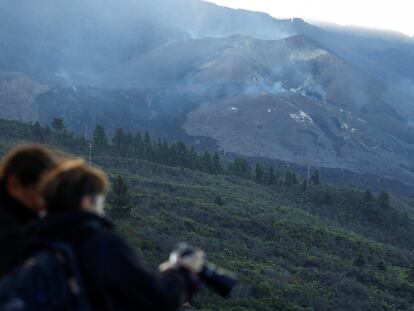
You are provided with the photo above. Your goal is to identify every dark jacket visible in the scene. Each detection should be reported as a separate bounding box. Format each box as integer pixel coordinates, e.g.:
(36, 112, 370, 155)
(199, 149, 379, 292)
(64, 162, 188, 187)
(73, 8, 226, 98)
(24, 210, 198, 311)
(0, 183, 37, 277)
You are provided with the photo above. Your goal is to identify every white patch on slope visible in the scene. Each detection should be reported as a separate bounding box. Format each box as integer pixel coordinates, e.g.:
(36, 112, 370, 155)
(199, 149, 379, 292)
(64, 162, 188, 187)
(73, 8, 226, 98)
(341, 122, 349, 130)
(289, 74, 327, 102)
(356, 117, 367, 124)
(290, 111, 313, 125)
(289, 49, 328, 61)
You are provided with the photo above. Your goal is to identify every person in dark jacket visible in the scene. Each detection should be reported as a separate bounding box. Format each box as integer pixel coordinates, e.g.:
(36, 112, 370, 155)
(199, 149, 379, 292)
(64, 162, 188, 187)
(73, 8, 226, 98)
(0, 145, 57, 277)
(25, 160, 203, 311)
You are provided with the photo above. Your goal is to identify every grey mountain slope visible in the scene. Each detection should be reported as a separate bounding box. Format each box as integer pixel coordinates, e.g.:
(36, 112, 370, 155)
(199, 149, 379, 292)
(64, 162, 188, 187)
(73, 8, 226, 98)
(0, 72, 48, 122)
(2, 0, 414, 102)
(110, 34, 407, 118)
(1, 0, 414, 86)
(0, 0, 296, 84)
(184, 93, 414, 184)
(0, 0, 414, 184)
(33, 34, 414, 184)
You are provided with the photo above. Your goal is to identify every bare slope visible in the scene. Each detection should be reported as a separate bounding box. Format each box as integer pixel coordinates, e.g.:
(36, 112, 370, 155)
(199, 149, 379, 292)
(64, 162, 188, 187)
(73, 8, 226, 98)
(0, 72, 48, 121)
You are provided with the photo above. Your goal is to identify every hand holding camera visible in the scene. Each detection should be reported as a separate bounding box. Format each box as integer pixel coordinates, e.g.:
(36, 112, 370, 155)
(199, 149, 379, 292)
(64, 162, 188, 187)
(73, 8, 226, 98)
(160, 243, 237, 297)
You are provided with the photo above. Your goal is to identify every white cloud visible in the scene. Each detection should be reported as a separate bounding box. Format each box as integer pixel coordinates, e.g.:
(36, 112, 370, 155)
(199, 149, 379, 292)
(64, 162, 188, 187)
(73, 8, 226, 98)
(206, 0, 414, 37)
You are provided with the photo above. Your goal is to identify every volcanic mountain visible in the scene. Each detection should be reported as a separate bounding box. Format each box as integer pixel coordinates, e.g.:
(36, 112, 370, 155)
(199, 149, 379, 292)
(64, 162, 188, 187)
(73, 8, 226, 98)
(0, 0, 414, 185)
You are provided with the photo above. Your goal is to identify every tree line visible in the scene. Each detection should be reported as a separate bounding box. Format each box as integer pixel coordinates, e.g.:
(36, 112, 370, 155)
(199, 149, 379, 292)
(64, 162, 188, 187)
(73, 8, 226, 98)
(92, 123, 325, 186)
(27, 118, 321, 187)
(30, 118, 391, 209)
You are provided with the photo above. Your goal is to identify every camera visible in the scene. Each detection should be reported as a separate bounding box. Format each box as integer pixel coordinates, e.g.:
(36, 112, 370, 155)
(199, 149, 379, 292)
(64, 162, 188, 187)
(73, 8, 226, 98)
(173, 243, 237, 297)
(198, 261, 238, 297)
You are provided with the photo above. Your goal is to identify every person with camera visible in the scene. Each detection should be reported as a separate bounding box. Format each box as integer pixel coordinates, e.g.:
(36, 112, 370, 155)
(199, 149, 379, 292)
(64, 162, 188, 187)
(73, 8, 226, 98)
(23, 160, 204, 311)
(0, 145, 57, 277)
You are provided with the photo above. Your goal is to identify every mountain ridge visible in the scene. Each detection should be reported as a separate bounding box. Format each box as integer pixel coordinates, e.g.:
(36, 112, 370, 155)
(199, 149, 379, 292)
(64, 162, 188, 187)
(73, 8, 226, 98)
(0, 0, 414, 187)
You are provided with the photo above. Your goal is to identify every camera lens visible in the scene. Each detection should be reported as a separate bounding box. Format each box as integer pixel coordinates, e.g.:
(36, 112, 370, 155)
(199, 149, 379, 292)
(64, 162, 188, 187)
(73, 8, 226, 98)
(199, 262, 237, 297)
(172, 243, 237, 297)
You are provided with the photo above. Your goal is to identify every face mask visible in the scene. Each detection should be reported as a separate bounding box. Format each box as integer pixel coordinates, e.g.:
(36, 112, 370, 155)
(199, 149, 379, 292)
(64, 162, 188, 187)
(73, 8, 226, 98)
(91, 194, 106, 215)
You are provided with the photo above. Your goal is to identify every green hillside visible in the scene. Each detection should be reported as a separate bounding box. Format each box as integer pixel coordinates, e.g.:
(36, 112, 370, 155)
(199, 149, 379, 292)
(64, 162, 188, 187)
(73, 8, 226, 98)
(0, 118, 413, 310)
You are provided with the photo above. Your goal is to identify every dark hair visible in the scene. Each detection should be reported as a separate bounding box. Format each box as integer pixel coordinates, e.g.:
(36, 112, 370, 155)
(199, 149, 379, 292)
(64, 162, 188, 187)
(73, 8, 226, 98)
(41, 160, 109, 213)
(0, 145, 58, 187)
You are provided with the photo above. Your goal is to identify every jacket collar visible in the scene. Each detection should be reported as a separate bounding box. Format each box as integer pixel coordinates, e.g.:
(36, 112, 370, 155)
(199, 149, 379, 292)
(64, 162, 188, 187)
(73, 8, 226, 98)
(0, 182, 37, 224)
(24, 210, 114, 258)
(27, 209, 113, 238)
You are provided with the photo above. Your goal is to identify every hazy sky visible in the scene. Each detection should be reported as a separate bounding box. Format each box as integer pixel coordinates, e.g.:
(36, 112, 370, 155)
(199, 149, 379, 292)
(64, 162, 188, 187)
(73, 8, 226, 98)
(206, 0, 414, 37)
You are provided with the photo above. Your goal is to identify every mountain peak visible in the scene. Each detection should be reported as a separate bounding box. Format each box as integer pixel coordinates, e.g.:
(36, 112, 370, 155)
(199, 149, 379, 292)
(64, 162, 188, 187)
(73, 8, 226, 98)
(282, 34, 323, 49)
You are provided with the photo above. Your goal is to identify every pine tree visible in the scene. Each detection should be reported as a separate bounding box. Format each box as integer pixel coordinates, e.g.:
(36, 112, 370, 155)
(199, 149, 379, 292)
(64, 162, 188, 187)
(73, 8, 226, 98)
(93, 124, 108, 149)
(188, 147, 201, 170)
(267, 166, 276, 185)
(291, 172, 299, 185)
(212, 152, 223, 174)
(161, 140, 172, 166)
(201, 151, 214, 173)
(32, 122, 44, 141)
(45, 125, 53, 136)
(284, 171, 296, 186)
(153, 138, 163, 163)
(124, 132, 133, 152)
(168, 143, 178, 166)
(130, 132, 144, 158)
(363, 189, 374, 203)
(175, 141, 189, 167)
(112, 128, 125, 150)
(301, 179, 308, 191)
(310, 170, 321, 185)
(51, 118, 65, 133)
(143, 131, 153, 160)
(110, 175, 131, 218)
(243, 160, 252, 179)
(255, 164, 265, 182)
(378, 191, 391, 209)
(283, 171, 290, 186)
(112, 175, 128, 197)
(229, 158, 251, 179)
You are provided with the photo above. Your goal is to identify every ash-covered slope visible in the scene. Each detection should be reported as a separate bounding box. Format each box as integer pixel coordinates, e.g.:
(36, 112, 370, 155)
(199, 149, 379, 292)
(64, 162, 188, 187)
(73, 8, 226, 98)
(0, 72, 48, 121)
(116, 34, 381, 110)
(2, 0, 414, 94)
(184, 93, 414, 184)
(170, 35, 414, 183)
(31, 34, 414, 183)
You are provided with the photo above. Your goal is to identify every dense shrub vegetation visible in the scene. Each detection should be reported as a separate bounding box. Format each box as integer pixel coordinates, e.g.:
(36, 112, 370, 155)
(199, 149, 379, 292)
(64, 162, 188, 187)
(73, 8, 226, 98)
(0, 118, 413, 310)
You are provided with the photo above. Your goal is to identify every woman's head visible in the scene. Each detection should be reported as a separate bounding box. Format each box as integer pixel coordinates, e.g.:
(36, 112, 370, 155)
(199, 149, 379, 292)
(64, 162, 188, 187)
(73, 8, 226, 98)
(0, 145, 58, 211)
(40, 160, 109, 215)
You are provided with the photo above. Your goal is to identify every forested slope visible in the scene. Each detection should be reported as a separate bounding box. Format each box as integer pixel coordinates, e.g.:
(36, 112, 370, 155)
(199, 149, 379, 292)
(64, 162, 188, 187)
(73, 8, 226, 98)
(0, 118, 413, 310)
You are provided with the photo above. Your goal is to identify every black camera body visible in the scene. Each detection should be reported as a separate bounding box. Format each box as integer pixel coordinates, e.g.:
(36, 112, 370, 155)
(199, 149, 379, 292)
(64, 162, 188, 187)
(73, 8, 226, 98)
(174, 243, 237, 297)
(199, 261, 238, 297)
